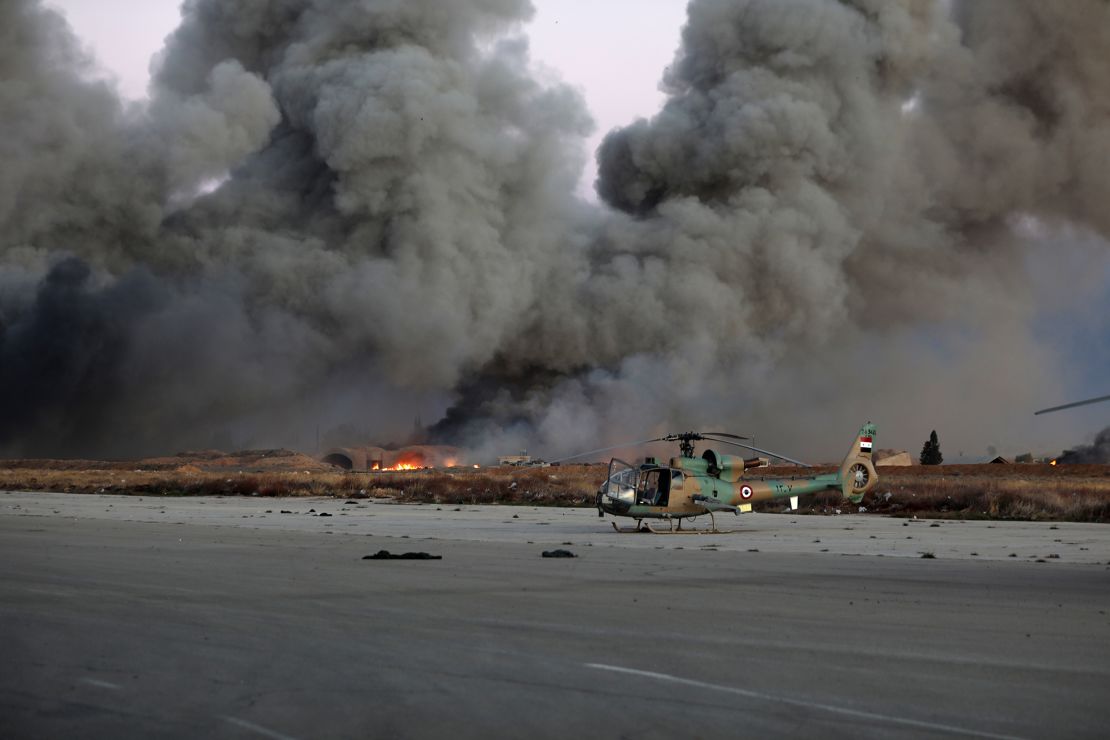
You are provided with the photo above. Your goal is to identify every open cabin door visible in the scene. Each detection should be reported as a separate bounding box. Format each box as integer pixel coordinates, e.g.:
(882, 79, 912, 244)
(600, 459, 638, 513)
(637, 468, 671, 506)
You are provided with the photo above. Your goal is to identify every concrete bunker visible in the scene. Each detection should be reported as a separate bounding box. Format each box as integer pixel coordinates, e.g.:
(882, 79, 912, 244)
(322, 452, 355, 470)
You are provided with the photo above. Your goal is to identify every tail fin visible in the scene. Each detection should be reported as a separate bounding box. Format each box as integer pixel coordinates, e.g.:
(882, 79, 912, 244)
(838, 422, 878, 504)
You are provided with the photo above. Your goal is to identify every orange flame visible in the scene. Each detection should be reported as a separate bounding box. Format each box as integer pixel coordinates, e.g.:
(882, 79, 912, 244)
(358, 449, 470, 471)
(377, 452, 426, 471)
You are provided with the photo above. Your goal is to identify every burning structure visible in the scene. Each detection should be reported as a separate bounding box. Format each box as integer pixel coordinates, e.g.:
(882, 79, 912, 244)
(322, 445, 463, 471)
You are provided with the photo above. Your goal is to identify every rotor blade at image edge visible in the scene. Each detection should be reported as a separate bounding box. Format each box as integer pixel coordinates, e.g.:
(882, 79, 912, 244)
(701, 435, 811, 467)
(548, 439, 667, 464)
(700, 432, 749, 440)
(1033, 394, 1110, 415)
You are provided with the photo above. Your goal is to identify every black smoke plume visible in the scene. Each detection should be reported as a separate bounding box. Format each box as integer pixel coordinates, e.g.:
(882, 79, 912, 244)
(1058, 428, 1110, 465)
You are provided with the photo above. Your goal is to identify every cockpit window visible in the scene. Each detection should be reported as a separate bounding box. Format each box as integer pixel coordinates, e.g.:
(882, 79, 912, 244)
(602, 459, 637, 505)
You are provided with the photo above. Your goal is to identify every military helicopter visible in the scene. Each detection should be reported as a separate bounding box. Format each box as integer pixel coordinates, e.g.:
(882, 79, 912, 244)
(556, 423, 879, 533)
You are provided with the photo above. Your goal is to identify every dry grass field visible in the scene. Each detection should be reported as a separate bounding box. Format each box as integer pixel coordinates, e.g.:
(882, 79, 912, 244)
(0, 450, 602, 507)
(2, 451, 1109, 521)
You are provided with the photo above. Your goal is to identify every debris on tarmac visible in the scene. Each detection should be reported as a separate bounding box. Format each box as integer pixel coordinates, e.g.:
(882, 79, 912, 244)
(362, 550, 442, 560)
(542, 549, 576, 558)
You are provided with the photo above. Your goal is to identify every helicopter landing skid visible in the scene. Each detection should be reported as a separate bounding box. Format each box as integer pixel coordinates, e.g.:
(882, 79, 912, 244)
(611, 512, 734, 535)
(611, 520, 652, 534)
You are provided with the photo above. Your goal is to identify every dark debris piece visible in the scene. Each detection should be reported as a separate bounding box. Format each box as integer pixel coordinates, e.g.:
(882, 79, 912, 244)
(318, 512, 332, 517)
(362, 550, 442, 560)
(542, 549, 576, 558)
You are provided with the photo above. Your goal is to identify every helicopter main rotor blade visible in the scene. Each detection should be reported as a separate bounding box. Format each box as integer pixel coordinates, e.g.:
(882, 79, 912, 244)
(1033, 394, 1110, 415)
(548, 438, 667, 464)
(701, 435, 811, 467)
(659, 432, 748, 441)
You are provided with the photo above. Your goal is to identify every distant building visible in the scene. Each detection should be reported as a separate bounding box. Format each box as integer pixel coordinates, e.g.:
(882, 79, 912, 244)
(989, 456, 1011, 464)
(498, 452, 532, 466)
(874, 449, 913, 467)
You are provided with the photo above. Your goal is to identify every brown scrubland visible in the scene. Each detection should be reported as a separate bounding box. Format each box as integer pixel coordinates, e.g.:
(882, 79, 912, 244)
(1, 451, 1108, 522)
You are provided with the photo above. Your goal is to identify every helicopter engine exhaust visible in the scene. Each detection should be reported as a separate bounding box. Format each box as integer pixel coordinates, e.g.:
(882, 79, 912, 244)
(700, 451, 775, 480)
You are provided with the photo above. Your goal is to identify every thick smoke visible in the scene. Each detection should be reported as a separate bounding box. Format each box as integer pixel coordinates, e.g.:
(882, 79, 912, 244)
(444, 0, 1110, 460)
(1058, 427, 1110, 465)
(1, 0, 590, 456)
(1, 0, 1107, 460)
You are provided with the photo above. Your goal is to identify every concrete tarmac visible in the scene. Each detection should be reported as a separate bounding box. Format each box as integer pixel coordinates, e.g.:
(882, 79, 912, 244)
(2, 491, 1109, 739)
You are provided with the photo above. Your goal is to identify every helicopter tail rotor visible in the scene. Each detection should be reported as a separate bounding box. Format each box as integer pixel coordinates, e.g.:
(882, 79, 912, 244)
(838, 422, 879, 503)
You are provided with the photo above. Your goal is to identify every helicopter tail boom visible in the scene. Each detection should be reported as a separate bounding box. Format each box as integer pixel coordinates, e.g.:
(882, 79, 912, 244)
(836, 422, 878, 504)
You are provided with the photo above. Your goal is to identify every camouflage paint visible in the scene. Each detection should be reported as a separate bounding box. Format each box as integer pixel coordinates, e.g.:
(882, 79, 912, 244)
(597, 423, 878, 521)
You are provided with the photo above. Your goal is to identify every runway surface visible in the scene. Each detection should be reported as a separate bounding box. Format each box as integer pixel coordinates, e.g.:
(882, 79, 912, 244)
(2, 491, 1109, 739)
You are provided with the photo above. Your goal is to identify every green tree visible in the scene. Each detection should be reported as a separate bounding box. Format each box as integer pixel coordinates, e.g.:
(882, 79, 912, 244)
(920, 430, 943, 465)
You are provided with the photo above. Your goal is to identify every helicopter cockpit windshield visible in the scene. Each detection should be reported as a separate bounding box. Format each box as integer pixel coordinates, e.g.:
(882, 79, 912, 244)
(600, 459, 674, 512)
(601, 459, 638, 511)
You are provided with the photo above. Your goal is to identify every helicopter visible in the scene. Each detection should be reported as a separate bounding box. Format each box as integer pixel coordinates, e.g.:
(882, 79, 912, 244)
(557, 423, 879, 533)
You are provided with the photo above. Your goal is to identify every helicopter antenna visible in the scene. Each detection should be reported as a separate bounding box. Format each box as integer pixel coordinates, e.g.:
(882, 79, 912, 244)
(700, 434, 811, 467)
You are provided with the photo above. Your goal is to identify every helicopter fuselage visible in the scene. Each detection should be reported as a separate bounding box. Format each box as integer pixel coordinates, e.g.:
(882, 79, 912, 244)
(595, 456, 840, 519)
(595, 423, 878, 525)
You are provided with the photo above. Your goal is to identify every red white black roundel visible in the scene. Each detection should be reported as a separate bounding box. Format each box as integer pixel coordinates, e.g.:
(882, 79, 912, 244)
(741, 485, 753, 499)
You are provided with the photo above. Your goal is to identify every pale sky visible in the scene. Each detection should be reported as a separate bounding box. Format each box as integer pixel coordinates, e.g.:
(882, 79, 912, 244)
(46, 0, 690, 197)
